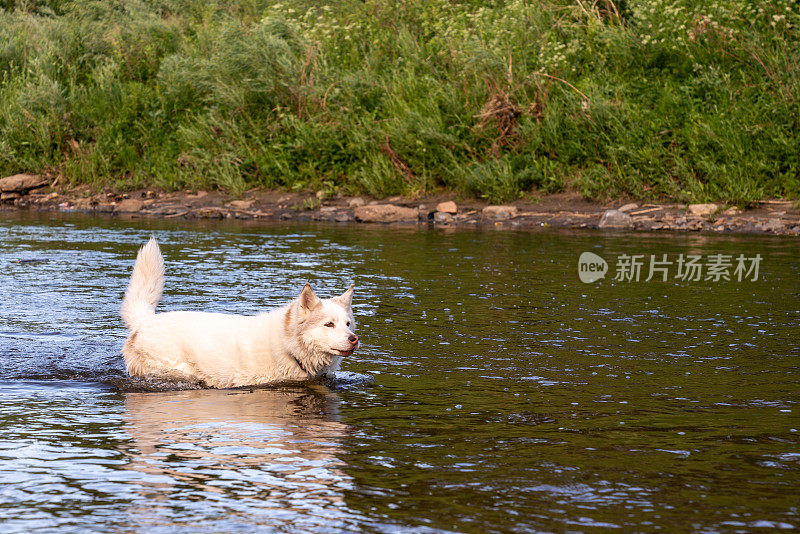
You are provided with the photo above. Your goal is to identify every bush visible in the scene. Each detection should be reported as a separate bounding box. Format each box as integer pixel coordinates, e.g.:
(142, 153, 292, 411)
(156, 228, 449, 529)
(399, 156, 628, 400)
(0, 0, 797, 203)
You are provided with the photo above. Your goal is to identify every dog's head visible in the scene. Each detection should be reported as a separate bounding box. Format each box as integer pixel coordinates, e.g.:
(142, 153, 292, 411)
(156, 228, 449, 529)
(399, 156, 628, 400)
(294, 283, 358, 359)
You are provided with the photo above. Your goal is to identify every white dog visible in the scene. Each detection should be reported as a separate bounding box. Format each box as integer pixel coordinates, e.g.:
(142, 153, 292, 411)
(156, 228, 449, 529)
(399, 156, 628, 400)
(120, 238, 358, 388)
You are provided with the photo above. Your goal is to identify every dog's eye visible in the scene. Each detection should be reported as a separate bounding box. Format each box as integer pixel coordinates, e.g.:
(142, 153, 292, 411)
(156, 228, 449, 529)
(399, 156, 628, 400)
(324, 322, 334, 328)
(346, 321, 351, 327)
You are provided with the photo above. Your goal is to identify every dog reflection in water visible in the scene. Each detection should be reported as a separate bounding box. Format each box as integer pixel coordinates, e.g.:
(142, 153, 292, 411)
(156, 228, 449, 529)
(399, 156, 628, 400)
(121, 386, 355, 527)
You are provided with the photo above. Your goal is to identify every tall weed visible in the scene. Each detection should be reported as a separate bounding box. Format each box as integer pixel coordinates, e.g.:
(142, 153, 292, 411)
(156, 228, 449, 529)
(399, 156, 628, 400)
(0, 0, 797, 202)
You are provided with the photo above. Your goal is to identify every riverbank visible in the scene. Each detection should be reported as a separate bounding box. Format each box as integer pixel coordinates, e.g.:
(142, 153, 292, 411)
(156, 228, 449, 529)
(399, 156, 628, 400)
(2, 175, 798, 235)
(1, 1, 798, 204)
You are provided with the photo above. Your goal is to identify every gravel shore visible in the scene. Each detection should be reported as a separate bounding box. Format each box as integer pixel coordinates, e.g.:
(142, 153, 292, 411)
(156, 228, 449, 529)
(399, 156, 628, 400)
(1, 175, 798, 236)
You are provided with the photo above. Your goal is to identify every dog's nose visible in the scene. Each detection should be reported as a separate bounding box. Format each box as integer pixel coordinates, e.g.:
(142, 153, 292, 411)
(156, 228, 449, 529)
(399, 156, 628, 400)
(348, 334, 358, 345)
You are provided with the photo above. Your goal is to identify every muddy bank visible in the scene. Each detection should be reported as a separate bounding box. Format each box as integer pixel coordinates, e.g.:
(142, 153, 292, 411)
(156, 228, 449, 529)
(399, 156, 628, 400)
(1, 175, 798, 236)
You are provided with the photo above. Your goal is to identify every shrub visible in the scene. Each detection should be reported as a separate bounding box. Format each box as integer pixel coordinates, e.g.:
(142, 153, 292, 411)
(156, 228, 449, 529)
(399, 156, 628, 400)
(0, 0, 797, 203)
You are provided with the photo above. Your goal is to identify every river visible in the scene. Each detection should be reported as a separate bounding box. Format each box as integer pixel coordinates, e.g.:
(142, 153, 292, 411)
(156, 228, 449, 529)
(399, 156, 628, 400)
(1, 213, 798, 532)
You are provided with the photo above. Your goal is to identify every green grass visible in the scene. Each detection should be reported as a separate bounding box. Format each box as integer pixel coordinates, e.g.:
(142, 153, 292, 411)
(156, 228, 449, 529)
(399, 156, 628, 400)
(1, 0, 798, 204)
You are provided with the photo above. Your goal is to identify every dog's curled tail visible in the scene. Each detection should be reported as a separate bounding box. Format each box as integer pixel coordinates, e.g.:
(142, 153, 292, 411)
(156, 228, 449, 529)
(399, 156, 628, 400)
(121, 237, 164, 330)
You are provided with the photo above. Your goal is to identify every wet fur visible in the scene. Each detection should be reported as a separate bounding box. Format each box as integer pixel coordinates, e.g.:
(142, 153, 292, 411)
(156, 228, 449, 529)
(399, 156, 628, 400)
(120, 238, 357, 388)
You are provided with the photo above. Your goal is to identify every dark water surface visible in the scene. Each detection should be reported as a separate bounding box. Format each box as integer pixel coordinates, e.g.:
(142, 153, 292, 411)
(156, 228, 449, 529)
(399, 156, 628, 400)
(0, 213, 798, 533)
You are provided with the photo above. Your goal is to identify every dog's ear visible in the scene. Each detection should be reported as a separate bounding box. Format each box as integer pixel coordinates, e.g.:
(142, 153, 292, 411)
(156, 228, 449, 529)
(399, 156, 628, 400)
(298, 283, 322, 317)
(331, 284, 354, 308)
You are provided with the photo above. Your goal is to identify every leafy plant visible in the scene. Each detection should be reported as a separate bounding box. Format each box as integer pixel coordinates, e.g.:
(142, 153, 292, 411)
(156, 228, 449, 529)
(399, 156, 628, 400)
(0, 0, 797, 203)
